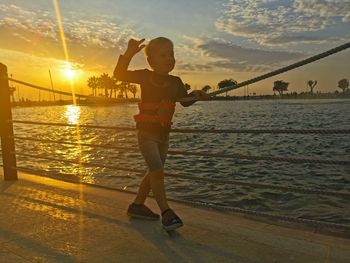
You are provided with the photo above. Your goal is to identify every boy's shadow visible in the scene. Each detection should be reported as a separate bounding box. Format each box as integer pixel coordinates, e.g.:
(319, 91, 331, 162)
(129, 219, 251, 263)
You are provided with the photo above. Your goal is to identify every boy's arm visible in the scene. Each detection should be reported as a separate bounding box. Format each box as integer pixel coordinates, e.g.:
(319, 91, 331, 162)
(113, 39, 146, 84)
(180, 91, 210, 106)
(176, 78, 210, 107)
(174, 78, 195, 107)
(179, 91, 196, 107)
(113, 55, 144, 84)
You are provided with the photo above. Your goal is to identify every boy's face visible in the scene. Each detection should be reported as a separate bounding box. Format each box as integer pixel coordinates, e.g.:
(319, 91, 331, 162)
(148, 43, 175, 75)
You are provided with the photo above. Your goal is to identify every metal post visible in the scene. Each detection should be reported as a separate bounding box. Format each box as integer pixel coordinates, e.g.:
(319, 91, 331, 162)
(0, 63, 18, 180)
(49, 70, 56, 101)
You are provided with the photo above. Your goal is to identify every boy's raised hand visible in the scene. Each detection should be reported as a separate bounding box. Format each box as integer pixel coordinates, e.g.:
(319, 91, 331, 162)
(124, 38, 146, 58)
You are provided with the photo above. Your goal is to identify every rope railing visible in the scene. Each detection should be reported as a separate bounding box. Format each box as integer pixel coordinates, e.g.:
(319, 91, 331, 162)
(11, 120, 350, 134)
(13, 136, 350, 166)
(13, 152, 350, 198)
(12, 120, 134, 131)
(8, 77, 90, 98)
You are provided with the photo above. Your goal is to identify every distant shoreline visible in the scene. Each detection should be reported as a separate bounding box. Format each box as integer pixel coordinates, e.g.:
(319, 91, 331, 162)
(11, 98, 140, 107)
(10, 94, 350, 107)
(210, 93, 350, 101)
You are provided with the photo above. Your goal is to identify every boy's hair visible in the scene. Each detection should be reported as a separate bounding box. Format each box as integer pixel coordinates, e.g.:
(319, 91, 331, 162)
(144, 37, 173, 58)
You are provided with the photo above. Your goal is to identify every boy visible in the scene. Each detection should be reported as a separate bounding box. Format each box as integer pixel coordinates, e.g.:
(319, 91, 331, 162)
(114, 37, 208, 231)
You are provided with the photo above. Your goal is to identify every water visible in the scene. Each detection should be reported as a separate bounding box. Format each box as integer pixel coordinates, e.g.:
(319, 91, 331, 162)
(7, 99, 350, 225)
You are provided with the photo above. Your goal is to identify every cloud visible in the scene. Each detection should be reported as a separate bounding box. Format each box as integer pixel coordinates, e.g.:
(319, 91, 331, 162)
(177, 38, 304, 73)
(216, 0, 350, 45)
(293, 0, 350, 19)
(263, 35, 345, 45)
(61, 15, 135, 49)
(0, 4, 58, 40)
(177, 63, 213, 72)
(0, 4, 136, 49)
(0, 3, 137, 71)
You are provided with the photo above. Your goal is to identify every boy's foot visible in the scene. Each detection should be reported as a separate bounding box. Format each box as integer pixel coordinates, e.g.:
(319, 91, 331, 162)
(127, 203, 160, 220)
(161, 209, 183, 231)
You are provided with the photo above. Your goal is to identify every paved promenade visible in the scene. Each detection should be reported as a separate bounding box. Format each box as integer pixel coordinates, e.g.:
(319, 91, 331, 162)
(0, 172, 349, 263)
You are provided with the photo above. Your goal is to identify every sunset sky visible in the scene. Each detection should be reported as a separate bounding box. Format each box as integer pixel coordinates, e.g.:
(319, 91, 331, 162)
(0, 0, 349, 99)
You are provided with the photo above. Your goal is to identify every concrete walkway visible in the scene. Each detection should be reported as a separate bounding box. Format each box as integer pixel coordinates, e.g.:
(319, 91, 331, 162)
(0, 172, 349, 263)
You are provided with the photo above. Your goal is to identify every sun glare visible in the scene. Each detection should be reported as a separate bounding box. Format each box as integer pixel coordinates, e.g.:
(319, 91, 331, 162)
(64, 64, 76, 80)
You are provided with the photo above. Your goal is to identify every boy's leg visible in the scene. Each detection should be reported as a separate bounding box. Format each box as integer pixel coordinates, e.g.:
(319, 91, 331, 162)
(133, 169, 169, 213)
(135, 132, 169, 208)
(148, 168, 169, 213)
(133, 172, 151, 205)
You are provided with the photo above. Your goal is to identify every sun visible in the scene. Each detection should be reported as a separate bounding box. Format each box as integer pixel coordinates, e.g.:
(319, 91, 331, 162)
(65, 68, 75, 80)
(63, 63, 76, 80)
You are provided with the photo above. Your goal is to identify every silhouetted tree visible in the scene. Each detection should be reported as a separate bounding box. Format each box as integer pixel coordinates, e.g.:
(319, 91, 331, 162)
(218, 78, 237, 97)
(273, 80, 289, 96)
(338, 79, 349, 93)
(108, 78, 119, 98)
(307, 80, 317, 95)
(128, 84, 138, 98)
(201, 85, 211, 93)
(117, 81, 129, 99)
(99, 73, 114, 98)
(87, 76, 99, 96)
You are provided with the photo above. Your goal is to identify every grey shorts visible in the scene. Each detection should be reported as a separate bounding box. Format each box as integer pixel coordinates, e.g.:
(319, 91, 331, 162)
(137, 130, 169, 172)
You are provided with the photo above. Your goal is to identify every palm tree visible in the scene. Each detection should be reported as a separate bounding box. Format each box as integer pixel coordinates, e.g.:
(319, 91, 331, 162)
(218, 78, 237, 97)
(124, 82, 130, 99)
(99, 73, 114, 98)
(109, 78, 119, 98)
(307, 80, 317, 95)
(117, 81, 130, 99)
(273, 80, 289, 96)
(87, 76, 99, 96)
(338, 79, 349, 93)
(128, 84, 138, 98)
(115, 82, 126, 99)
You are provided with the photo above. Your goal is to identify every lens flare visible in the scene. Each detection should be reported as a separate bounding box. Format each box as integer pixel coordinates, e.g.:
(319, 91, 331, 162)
(64, 64, 76, 80)
(52, 2, 85, 251)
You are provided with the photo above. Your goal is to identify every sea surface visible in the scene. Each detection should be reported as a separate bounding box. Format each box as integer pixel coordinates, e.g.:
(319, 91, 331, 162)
(5, 99, 350, 225)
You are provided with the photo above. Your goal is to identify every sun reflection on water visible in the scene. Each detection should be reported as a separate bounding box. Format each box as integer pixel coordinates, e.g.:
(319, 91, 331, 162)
(65, 105, 81, 124)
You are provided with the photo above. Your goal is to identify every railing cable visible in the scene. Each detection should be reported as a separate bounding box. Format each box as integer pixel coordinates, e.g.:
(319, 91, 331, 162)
(13, 136, 350, 166)
(13, 152, 350, 198)
(12, 120, 350, 135)
(12, 120, 134, 131)
(8, 77, 89, 98)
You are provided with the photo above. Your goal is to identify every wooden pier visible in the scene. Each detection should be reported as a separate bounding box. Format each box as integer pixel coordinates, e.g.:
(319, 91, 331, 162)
(0, 171, 349, 263)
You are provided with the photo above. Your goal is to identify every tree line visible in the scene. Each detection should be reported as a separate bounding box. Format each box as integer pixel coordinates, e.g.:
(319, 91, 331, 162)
(87, 73, 138, 99)
(199, 78, 350, 96)
(86, 74, 349, 98)
(272, 78, 349, 96)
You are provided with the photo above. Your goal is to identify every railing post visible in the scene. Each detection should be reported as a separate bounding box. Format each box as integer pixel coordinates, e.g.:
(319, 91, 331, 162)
(0, 63, 18, 180)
